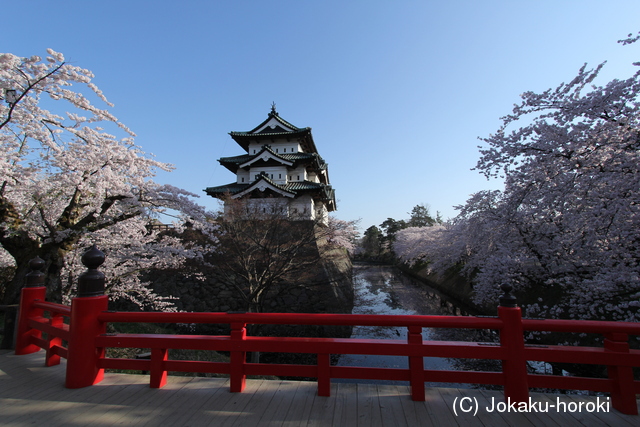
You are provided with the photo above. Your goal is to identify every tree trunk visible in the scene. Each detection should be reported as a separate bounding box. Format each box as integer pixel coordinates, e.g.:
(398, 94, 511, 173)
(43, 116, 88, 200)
(1, 235, 40, 305)
(1, 235, 74, 305)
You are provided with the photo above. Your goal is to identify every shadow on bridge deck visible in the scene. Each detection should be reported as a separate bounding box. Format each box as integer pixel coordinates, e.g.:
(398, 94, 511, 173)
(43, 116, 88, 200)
(0, 350, 637, 426)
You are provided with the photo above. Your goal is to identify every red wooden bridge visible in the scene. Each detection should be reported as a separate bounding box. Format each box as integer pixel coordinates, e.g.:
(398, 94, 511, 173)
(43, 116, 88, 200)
(7, 246, 640, 424)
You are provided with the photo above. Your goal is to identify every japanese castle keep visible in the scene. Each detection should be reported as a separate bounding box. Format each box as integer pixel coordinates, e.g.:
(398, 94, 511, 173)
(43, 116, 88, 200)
(205, 106, 336, 223)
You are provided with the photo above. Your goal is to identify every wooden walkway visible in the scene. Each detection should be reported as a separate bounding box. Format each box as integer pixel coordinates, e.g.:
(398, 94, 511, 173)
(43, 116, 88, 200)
(1, 351, 638, 426)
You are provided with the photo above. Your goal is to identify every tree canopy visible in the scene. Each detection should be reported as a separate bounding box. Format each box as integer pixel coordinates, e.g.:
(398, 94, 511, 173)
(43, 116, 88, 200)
(0, 49, 214, 307)
(395, 32, 640, 322)
(407, 204, 437, 228)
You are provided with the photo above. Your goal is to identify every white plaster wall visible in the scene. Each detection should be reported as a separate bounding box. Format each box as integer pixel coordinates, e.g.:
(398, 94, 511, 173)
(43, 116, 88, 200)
(245, 198, 289, 216)
(315, 202, 329, 226)
(247, 141, 302, 155)
(224, 196, 322, 222)
(307, 172, 320, 183)
(288, 166, 307, 182)
(249, 165, 288, 183)
(237, 170, 250, 184)
(248, 142, 262, 155)
(290, 195, 314, 220)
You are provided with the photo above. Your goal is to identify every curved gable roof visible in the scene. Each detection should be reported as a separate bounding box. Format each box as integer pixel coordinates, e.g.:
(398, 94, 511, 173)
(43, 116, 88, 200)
(231, 173, 296, 199)
(239, 145, 294, 169)
(229, 107, 317, 154)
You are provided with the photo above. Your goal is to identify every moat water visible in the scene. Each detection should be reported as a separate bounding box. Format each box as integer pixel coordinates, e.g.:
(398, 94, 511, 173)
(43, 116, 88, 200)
(335, 263, 486, 387)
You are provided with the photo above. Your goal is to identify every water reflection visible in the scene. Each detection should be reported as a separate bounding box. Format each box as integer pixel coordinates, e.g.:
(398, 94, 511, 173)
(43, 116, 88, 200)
(336, 263, 488, 386)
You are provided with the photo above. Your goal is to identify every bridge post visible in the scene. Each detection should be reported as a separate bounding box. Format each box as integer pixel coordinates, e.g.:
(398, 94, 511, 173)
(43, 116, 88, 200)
(498, 284, 529, 405)
(65, 245, 109, 388)
(150, 348, 169, 388)
(14, 257, 46, 355)
(408, 325, 425, 401)
(604, 332, 637, 415)
(230, 322, 247, 392)
(317, 353, 331, 396)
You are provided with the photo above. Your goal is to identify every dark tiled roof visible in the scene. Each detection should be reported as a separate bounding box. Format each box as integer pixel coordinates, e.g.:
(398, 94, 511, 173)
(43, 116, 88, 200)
(205, 177, 331, 198)
(219, 154, 253, 163)
(228, 109, 318, 154)
(218, 145, 327, 174)
(203, 182, 248, 195)
(285, 181, 324, 191)
(246, 110, 301, 134)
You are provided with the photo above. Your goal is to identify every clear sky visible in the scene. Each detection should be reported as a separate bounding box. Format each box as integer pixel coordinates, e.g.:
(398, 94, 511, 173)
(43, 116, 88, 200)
(5, 1, 640, 233)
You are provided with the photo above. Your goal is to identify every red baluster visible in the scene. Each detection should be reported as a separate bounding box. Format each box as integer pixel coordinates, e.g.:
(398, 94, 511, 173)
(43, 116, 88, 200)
(15, 257, 46, 355)
(498, 284, 529, 405)
(65, 246, 109, 388)
(230, 322, 247, 392)
(604, 332, 637, 415)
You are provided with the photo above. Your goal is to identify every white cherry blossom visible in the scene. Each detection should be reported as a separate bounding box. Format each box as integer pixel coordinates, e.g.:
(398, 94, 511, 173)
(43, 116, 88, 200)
(0, 49, 216, 309)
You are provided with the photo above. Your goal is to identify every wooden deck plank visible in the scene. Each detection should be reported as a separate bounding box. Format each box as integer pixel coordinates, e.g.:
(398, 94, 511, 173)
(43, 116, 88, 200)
(397, 385, 438, 426)
(332, 382, 359, 426)
(36, 373, 151, 426)
(185, 378, 263, 427)
(376, 385, 409, 426)
(357, 383, 384, 426)
(464, 388, 534, 427)
(437, 387, 483, 426)
(536, 392, 612, 427)
(0, 353, 70, 399)
(421, 387, 460, 426)
(115, 376, 206, 426)
(208, 377, 266, 427)
(2, 351, 640, 426)
(228, 379, 286, 427)
(563, 393, 637, 427)
(156, 377, 231, 427)
(307, 388, 337, 426)
(257, 380, 303, 426)
(281, 380, 317, 427)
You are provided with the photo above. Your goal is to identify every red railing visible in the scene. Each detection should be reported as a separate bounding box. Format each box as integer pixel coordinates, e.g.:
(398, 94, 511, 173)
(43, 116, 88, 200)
(13, 247, 640, 415)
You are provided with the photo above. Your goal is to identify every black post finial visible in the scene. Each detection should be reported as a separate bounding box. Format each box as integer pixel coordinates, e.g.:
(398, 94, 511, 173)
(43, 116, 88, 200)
(25, 256, 45, 288)
(77, 245, 106, 297)
(499, 283, 517, 308)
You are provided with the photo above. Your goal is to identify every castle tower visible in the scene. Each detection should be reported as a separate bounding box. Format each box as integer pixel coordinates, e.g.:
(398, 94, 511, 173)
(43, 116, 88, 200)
(204, 106, 336, 223)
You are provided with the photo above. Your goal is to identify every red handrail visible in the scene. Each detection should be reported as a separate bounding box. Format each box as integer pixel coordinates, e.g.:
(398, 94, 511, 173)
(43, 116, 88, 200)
(15, 290, 70, 365)
(32, 300, 71, 316)
(97, 310, 504, 328)
(14, 285, 640, 415)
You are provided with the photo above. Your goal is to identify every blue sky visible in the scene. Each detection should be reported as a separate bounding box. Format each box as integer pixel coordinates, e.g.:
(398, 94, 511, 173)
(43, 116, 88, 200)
(5, 1, 640, 232)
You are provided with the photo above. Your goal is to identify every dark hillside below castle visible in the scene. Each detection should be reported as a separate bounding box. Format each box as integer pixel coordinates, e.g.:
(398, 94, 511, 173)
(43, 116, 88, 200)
(146, 222, 354, 338)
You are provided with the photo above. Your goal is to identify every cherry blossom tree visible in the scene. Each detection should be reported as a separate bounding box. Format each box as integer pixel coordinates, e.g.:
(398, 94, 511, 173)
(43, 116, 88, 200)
(0, 49, 215, 308)
(325, 216, 360, 256)
(396, 32, 640, 322)
(393, 224, 447, 271)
